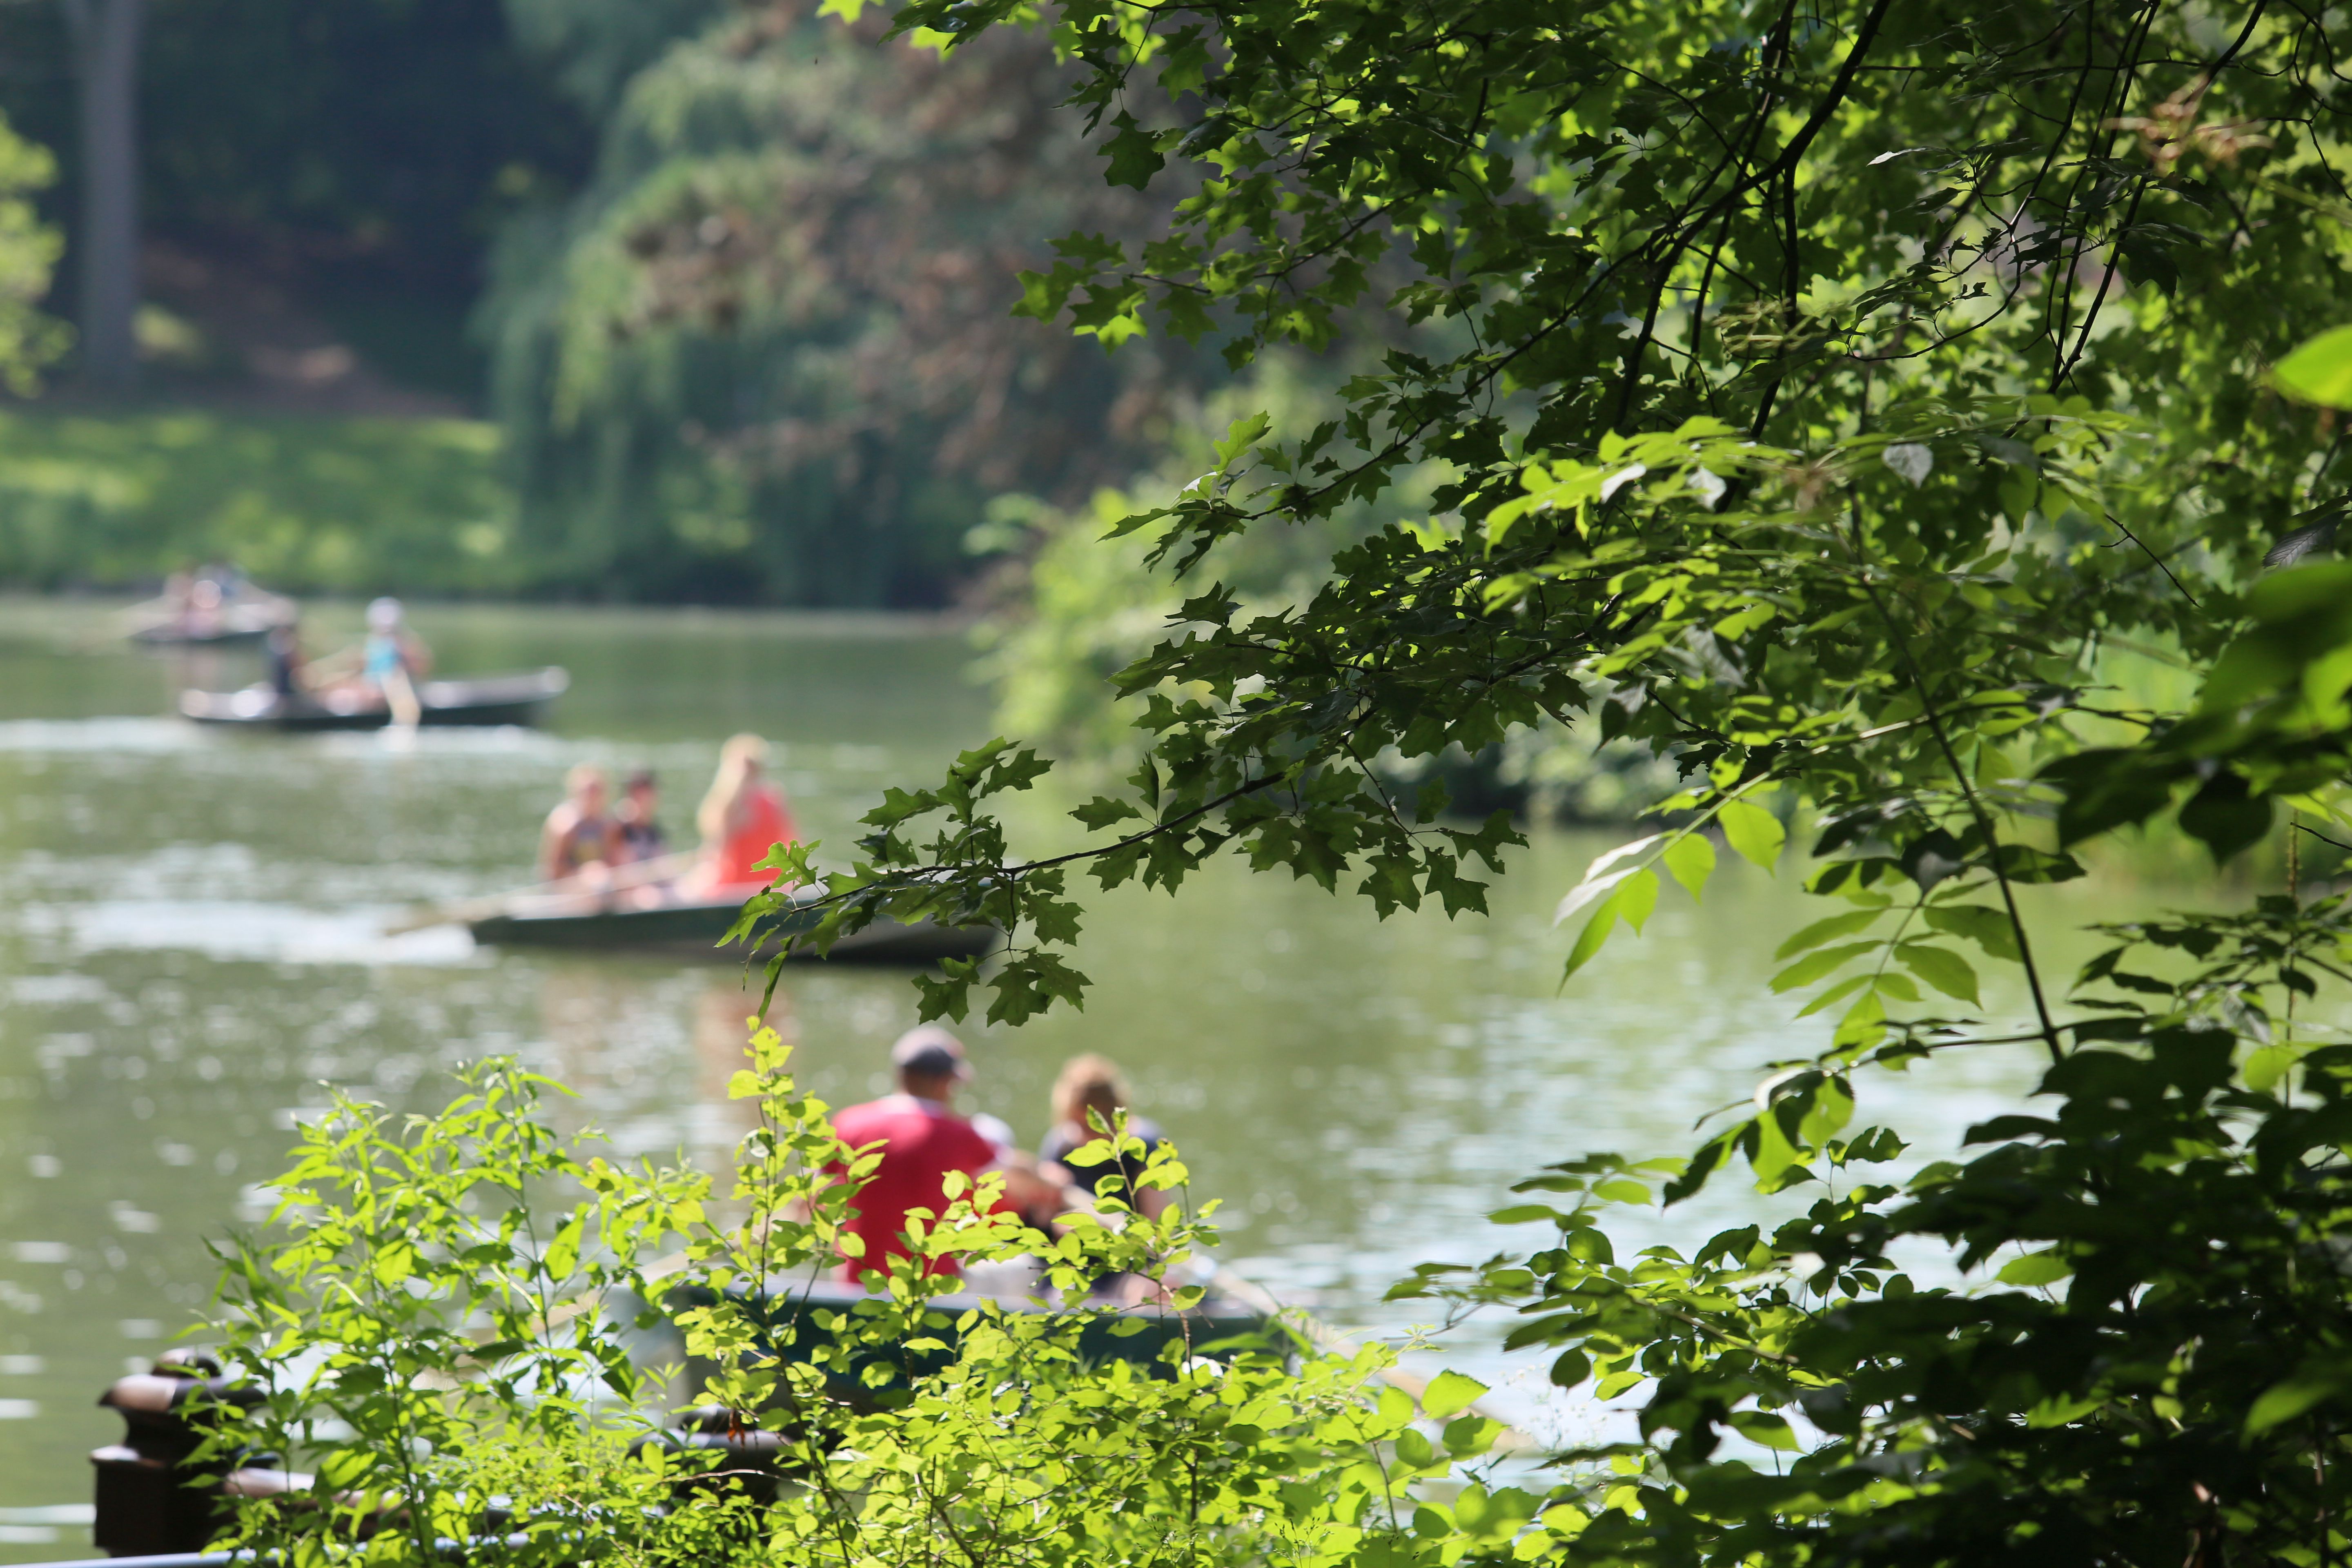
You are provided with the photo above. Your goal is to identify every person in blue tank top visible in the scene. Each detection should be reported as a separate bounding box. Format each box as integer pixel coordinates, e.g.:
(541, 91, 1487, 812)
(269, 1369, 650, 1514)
(359, 597, 430, 728)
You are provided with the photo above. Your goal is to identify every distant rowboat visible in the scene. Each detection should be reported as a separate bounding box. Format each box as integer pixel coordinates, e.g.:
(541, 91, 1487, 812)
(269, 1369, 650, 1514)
(178, 668, 568, 731)
(123, 582, 298, 646)
(128, 601, 288, 646)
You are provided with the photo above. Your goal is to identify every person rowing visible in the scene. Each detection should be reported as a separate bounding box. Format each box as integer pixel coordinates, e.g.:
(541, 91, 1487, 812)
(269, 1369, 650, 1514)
(359, 597, 429, 728)
(307, 597, 433, 725)
(826, 1028, 1074, 1285)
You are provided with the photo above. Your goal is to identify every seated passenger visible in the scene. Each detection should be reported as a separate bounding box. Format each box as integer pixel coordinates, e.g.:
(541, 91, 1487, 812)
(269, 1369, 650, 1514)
(1038, 1054, 1169, 1220)
(681, 733, 798, 899)
(615, 769, 668, 863)
(538, 764, 619, 884)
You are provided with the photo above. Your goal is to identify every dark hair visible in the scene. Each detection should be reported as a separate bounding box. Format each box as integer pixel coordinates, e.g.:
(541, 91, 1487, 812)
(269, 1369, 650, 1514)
(625, 769, 657, 791)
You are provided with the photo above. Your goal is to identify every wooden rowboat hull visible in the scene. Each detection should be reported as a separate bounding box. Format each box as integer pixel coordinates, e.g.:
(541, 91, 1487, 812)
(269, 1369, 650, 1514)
(127, 597, 294, 647)
(130, 624, 273, 648)
(468, 896, 997, 966)
(178, 668, 568, 731)
(647, 1278, 1274, 1407)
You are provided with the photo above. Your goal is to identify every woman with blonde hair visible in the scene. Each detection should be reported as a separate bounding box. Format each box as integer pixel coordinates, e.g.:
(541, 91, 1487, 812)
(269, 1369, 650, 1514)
(1038, 1054, 1168, 1219)
(682, 733, 798, 898)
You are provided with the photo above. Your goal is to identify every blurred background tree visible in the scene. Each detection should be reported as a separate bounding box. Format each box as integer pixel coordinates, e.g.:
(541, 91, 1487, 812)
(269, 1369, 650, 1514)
(0, 0, 1209, 606)
(477, 0, 1198, 604)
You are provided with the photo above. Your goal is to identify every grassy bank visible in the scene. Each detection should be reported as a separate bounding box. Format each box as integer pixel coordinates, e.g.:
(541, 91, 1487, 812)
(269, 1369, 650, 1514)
(0, 410, 522, 593)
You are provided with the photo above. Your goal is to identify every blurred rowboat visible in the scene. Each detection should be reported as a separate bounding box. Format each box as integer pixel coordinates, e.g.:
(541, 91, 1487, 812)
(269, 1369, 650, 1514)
(178, 667, 568, 730)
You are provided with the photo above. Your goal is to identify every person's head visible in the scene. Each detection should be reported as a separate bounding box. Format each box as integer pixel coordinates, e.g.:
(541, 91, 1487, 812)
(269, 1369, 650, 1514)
(623, 769, 658, 818)
(566, 762, 609, 814)
(366, 597, 404, 633)
(697, 733, 770, 842)
(1051, 1054, 1132, 1138)
(891, 1025, 973, 1101)
(190, 578, 223, 611)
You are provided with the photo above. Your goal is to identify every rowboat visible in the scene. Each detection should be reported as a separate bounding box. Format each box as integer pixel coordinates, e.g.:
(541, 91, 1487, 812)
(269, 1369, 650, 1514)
(465, 884, 997, 965)
(647, 1274, 1276, 1408)
(178, 668, 569, 731)
(127, 601, 288, 647)
(124, 586, 297, 647)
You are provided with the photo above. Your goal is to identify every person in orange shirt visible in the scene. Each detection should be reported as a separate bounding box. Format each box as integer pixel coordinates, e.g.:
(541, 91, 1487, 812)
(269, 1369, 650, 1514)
(682, 733, 798, 899)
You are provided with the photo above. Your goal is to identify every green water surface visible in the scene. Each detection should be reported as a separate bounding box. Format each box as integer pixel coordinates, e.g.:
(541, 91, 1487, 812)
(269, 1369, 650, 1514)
(0, 597, 2164, 1549)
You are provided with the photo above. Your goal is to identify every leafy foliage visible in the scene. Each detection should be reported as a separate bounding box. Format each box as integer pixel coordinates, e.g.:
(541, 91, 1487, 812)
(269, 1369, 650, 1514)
(0, 114, 65, 396)
(481, 0, 1207, 605)
(203, 1038, 1525, 1568)
(752, 0, 2347, 1024)
(0, 411, 517, 593)
(702, 0, 2352, 1557)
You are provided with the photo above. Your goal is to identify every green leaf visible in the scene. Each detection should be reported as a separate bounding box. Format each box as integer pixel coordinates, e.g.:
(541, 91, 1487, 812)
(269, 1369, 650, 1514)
(1725, 1410, 1801, 1450)
(1662, 833, 1715, 902)
(1554, 865, 1639, 926)
(1616, 867, 1660, 933)
(1774, 908, 1882, 960)
(2274, 324, 2352, 408)
(2178, 771, 2274, 862)
(2246, 1367, 2352, 1434)
(1896, 942, 1981, 1005)
(1769, 942, 1878, 993)
(1996, 1250, 2071, 1287)
(1719, 800, 1786, 872)
(1921, 904, 2020, 961)
(1561, 890, 1623, 981)
(2245, 1043, 2302, 1095)
(1422, 1369, 1489, 1420)
(1101, 110, 1169, 188)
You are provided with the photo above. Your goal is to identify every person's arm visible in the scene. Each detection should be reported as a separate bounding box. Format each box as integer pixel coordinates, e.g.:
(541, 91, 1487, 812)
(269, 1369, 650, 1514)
(400, 630, 434, 677)
(537, 809, 570, 884)
(305, 645, 361, 683)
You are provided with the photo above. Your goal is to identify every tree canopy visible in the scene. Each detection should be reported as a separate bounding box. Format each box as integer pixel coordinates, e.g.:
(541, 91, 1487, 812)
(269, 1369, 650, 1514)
(479, 0, 1211, 604)
(724, 0, 2352, 1552)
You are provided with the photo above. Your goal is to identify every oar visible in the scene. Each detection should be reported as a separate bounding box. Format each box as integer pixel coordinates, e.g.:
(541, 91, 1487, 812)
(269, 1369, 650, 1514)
(383, 850, 703, 935)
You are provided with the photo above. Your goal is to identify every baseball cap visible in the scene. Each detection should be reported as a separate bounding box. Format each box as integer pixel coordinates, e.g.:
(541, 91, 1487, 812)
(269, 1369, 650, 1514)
(890, 1025, 973, 1082)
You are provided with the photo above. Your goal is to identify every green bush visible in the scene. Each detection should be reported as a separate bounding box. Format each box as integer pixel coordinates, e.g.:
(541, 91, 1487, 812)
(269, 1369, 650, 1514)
(0, 411, 519, 594)
(200, 1031, 1520, 1568)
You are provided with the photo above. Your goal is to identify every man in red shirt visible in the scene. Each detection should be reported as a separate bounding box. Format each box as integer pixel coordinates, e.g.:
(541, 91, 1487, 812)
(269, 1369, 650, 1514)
(827, 1027, 1005, 1283)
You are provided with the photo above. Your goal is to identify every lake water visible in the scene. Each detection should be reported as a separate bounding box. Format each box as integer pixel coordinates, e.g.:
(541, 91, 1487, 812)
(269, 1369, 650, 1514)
(0, 596, 2183, 1550)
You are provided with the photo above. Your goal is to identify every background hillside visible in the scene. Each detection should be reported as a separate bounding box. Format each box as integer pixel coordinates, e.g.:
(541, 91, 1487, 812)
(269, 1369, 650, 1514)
(0, 0, 1203, 605)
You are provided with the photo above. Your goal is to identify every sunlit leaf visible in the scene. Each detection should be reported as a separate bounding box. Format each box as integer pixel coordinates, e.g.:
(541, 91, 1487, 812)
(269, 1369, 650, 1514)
(1720, 800, 1786, 872)
(1422, 1370, 1489, 1420)
(1662, 832, 1716, 902)
(2274, 324, 2352, 408)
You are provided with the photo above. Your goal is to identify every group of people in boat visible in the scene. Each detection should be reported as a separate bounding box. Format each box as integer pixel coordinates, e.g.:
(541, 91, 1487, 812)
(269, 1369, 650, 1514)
(828, 1030, 1169, 1299)
(532, 741, 1169, 1293)
(537, 732, 797, 904)
(130, 562, 295, 643)
(263, 597, 434, 724)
